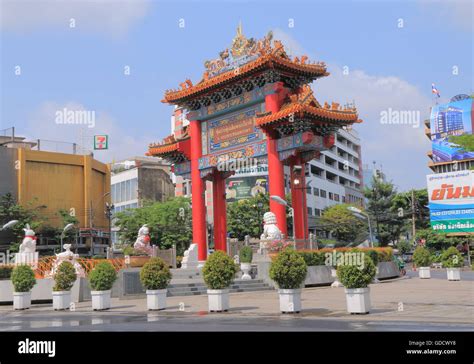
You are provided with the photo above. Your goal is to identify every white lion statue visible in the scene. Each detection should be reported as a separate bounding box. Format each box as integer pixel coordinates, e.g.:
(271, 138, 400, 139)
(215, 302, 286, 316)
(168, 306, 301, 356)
(260, 212, 283, 241)
(133, 224, 153, 255)
(259, 212, 283, 254)
(19, 224, 37, 254)
(50, 244, 86, 278)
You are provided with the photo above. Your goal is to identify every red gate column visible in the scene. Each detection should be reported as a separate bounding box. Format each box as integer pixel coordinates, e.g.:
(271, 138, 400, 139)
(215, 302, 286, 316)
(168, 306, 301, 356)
(265, 82, 288, 237)
(213, 174, 227, 252)
(189, 119, 207, 261)
(290, 157, 308, 240)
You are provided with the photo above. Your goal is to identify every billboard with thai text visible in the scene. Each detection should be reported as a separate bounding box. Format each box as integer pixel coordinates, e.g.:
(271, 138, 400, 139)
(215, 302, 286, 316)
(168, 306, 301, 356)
(427, 170, 474, 233)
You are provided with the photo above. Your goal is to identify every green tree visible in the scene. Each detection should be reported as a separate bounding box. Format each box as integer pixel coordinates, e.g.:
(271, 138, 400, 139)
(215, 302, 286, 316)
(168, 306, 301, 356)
(364, 177, 404, 246)
(113, 197, 192, 256)
(415, 228, 466, 251)
(227, 193, 269, 240)
(0, 193, 46, 248)
(391, 189, 430, 232)
(320, 204, 368, 243)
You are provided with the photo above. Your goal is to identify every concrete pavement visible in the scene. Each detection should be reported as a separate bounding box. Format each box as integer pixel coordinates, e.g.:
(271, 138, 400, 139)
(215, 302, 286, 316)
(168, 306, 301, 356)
(0, 273, 472, 331)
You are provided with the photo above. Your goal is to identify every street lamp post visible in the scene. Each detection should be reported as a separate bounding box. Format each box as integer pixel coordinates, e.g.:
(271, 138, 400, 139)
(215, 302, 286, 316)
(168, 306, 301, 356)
(347, 206, 374, 248)
(0, 220, 19, 231)
(60, 223, 75, 252)
(270, 195, 294, 241)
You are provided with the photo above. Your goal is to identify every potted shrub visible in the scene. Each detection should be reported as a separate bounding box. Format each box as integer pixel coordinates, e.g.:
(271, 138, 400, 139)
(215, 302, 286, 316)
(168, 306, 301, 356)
(413, 246, 432, 279)
(337, 255, 376, 314)
(239, 246, 253, 280)
(269, 248, 307, 313)
(441, 247, 463, 281)
(88, 261, 117, 310)
(140, 257, 172, 310)
(11, 264, 36, 310)
(52, 261, 77, 310)
(202, 251, 237, 312)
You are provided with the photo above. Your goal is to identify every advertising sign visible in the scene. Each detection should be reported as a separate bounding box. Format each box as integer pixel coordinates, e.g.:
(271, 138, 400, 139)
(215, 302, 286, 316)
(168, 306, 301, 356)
(94, 135, 108, 150)
(226, 164, 268, 202)
(430, 98, 474, 162)
(427, 170, 474, 233)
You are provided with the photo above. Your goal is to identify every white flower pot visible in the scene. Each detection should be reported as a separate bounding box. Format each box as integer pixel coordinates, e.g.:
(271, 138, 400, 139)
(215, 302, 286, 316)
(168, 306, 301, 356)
(52, 291, 71, 310)
(418, 266, 431, 279)
(278, 289, 302, 313)
(146, 289, 167, 310)
(207, 289, 229, 312)
(446, 268, 461, 281)
(345, 287, 371, 314)
(240, 263, 252, 280)
(13, 291, 31, 310)
(91, 290, 111, 311)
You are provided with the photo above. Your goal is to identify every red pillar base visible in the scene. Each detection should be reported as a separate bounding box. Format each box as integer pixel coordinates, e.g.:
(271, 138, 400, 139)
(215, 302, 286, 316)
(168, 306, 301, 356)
(213, 173, 227, 252)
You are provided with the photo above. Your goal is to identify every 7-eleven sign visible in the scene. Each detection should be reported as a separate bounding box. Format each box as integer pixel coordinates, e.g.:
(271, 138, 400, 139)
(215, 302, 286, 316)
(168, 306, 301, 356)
(94, 135, 108, 150)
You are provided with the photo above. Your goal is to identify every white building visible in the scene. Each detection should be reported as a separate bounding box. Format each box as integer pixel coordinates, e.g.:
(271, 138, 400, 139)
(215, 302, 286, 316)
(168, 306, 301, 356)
(302, 127, 365, 234)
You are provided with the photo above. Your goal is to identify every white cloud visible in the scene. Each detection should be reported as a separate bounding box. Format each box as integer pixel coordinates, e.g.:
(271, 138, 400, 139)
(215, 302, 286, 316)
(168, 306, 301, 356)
(1, 0, 152, 36)
(418, 0, 473, 33)
(23, 101, 150, 163)
(272, 28, 433, 190)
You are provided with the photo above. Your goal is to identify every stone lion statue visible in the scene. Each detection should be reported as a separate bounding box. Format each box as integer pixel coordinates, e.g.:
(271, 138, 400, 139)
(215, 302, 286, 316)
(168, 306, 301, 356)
(260, 212, 283, 241)
(133, 224, 153, 255)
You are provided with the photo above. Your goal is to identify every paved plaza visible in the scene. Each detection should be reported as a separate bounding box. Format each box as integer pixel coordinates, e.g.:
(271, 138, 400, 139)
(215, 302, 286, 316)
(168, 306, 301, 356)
(0, 272, 472, 331)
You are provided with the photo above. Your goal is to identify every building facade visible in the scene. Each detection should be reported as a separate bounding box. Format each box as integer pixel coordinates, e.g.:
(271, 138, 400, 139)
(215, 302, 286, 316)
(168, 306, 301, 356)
(0, 140, 111, 255)
(304, 127, 364, 232)
(110, 156, 175, 245)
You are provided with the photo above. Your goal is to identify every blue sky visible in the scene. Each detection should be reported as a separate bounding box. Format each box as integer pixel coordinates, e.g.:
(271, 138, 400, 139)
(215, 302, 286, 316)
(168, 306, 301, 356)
(1, 0, 472, 191)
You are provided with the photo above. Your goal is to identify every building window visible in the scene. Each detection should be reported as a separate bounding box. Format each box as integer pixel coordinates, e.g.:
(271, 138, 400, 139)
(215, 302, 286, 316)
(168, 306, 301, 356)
(313, 188, 319, 196)
(307, 207, 313, 215)
(329, 192, 334, 200)
(320, 189, 327, 198)
(314, 208, 321, 217)
(334, 194, 340, 202)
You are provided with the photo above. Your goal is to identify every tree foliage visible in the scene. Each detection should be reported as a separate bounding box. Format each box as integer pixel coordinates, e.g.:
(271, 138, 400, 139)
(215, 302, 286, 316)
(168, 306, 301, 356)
(415, 228, 466, 251)
(320, 204, 368, 243)
(364, 177, 404, 246)
(113, 197, 192, 256)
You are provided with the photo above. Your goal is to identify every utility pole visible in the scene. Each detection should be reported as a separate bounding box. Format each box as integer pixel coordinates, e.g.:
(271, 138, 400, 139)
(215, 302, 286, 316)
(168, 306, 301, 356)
(411, 190, 416, 240)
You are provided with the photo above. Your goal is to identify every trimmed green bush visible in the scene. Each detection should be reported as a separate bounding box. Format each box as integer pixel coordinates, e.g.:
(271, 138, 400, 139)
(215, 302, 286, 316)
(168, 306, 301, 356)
(140, 257, 172, 290)
(299, 251, 326, 266)
(366, 250, 379, 266)
(53, 261, 77, 291)
(0, 265, 14, 280)
(270, 248, 307, 289)
(413, 246, 432, 267)
(239, 246, 253, 264)
(441, 247, 463, 268)
(88, 261, 117, 291)
(336, 255, 376, 289)
(11, 265, 36, 292)
(202, 251, 237, 290)
(123, 245, 148, 256)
